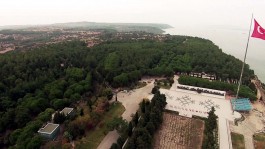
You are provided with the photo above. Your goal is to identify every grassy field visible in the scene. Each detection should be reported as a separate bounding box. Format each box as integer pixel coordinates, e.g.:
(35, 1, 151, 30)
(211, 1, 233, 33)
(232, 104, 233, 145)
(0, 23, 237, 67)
(253, 133, 265, 149)
(134, 81, 147, 89)
(157, 83, 171, 89)
(76, 102, 125, 149)
(231, 132, 245, 149)
(155, 79, 172, 89)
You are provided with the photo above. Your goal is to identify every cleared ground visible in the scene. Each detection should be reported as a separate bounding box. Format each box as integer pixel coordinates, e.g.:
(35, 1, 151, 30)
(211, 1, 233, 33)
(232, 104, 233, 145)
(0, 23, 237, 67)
(153, 112, 204, 149)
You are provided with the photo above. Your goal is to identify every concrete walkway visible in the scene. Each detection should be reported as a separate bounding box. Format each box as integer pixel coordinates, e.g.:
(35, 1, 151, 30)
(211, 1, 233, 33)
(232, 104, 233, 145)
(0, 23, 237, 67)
(118, 81, 154, 121)
(219, 117, 233, 149)
(97, 130, 119, 149)
(165, 75, 235, 149)
(230, 120, 255, 149)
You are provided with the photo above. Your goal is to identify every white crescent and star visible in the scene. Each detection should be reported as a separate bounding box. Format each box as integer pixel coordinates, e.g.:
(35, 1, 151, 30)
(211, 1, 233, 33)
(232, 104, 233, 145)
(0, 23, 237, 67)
(257, 26, 264, 35)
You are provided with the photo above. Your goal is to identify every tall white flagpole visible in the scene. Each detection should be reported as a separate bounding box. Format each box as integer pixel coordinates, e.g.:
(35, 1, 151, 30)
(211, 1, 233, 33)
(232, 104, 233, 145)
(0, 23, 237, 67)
(235, 14, 254, 99)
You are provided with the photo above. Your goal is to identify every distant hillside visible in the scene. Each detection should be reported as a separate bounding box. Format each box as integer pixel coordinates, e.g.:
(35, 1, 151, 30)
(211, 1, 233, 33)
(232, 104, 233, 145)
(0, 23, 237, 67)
(52, 22, 172, 29)
(0, 22, 172, 34)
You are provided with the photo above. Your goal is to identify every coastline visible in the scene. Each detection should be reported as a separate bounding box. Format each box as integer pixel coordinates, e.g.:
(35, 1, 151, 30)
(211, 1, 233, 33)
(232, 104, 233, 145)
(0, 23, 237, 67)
(163, 27, 265, 83)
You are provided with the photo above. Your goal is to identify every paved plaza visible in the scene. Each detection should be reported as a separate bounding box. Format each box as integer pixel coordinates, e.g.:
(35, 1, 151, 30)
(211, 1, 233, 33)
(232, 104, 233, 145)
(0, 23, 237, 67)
(160, 88, 234, 121)
(158, 88, 236, 149)
(152, 75, 242, 149)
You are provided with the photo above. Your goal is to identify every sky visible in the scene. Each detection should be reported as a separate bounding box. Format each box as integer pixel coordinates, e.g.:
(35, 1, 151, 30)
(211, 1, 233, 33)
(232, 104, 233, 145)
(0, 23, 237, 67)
(1, 0, 265, 27)
(1, 0, 265, 81)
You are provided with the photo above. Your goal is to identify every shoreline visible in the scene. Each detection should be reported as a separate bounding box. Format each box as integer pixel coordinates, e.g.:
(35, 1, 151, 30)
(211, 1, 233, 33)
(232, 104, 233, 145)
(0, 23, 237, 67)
(163, 27, 265, 83)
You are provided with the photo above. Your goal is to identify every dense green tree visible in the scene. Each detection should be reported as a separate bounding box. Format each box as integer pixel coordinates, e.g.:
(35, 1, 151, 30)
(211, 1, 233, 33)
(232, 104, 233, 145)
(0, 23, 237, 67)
(207, 107, 218, 131)
(15, 107, 31, 128)
(203, 107, 219, 149)
(70, 93, 81, 102)
(145, 122, 155, 135)
(53, 111, 66, 124)
(37, 108, 54, 122)
(113, 73, 129, 87)
(80, 108, 84, 116)
(117, 136, 126, 148)
(110, 143, 119, 149)
(140, 100, 146, 113)
(107, 117, 128, 134)
(128, 122, 133, 137)
(133, 112, 139, 126)
(105, 52, 120, 70)
(67, 122, 85, 139)
(125, 138, 136, 149)
(9, 129, 22, 145)
(133, 127, 152, 149)
(102, 88, 113, 100)
(66, 67, 84, 81)
(52, 99, 67, 110)
(151, 86, 159, 94)
(26, 135, 42, 149)
(64, 88, 74, 98)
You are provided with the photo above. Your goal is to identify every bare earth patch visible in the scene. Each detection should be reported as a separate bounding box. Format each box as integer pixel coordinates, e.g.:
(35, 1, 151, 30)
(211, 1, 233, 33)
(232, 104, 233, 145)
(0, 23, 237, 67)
(153, 112, 204, 149)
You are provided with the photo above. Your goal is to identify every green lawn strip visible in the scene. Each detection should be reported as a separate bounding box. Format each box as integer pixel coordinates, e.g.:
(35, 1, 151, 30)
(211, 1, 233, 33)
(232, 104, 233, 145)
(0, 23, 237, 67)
(134, 82, 147, 89)
(158, 84, 171, 89)
(76, 102, 125, 149)
(231, 132, 245, 149)
(253, 133, 265, 149)
(253, 133, 265, 141)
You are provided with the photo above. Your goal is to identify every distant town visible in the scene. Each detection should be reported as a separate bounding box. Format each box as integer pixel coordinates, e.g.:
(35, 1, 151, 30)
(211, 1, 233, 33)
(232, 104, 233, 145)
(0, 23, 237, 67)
(0, 22, 170, 53)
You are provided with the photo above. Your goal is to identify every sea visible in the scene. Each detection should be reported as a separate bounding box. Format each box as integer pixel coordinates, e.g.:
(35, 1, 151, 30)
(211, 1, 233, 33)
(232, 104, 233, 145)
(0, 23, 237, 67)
(164, 26, 265, 83)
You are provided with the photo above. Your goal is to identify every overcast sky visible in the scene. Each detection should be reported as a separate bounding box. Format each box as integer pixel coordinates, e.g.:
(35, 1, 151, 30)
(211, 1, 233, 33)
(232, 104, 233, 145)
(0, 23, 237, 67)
(1, 0, 265, 28)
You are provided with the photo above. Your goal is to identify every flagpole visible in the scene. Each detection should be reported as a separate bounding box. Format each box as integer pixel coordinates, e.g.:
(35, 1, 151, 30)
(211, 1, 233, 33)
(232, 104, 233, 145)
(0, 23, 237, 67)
(235, 14, 254, 99)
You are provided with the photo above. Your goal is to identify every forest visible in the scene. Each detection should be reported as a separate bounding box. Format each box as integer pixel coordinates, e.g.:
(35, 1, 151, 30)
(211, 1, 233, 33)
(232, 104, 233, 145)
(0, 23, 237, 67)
(0, 35, 256, 148)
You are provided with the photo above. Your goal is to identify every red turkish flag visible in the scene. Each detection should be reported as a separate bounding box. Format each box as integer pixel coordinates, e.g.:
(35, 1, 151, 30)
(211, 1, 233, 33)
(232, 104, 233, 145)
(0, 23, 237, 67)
(251, 19, 265, 40)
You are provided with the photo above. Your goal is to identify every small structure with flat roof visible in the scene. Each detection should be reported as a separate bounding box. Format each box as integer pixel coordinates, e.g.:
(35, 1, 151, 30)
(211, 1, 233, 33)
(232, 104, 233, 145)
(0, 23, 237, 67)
(38, 123, 60, 140)
(60, 107, 74, 116)
(231, 98, 252, 111)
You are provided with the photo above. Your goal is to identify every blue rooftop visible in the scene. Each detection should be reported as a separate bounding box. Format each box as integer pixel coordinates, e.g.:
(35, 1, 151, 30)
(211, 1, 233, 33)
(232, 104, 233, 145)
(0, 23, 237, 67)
(231, 98, 252, 111)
